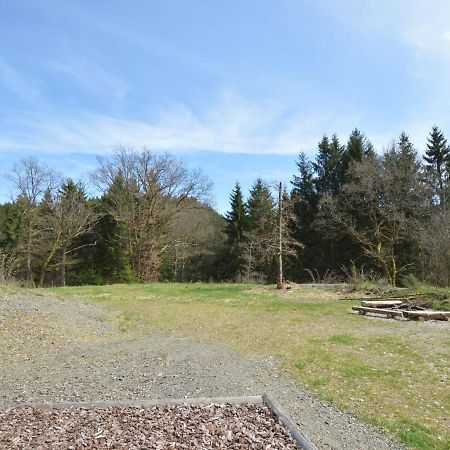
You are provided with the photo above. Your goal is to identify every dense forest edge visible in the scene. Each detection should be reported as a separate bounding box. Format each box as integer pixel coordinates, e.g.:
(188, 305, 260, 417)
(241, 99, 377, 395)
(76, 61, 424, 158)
(1, 126, 449, 289)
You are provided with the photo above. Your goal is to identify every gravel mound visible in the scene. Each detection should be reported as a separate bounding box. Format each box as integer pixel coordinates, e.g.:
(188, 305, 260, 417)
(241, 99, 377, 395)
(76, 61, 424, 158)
(0, 292, 403, 450)
(0, 403, 298, 449)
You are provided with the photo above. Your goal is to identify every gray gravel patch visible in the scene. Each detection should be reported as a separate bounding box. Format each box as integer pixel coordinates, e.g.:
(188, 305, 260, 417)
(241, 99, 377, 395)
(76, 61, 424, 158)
(0, 293, 403, 450)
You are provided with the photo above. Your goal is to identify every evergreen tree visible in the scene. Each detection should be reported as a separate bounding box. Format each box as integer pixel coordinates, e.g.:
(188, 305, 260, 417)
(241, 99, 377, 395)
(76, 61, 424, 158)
(314, 134, 344, 195)
(245, 178, 276, 281)
(342, 129, 375, 179)
(424, 126, 449, 205)
(225, 182, 248, 279)
(289, 153, 320, 280)
(247, 178, 275, 229)
(225, 182, 247, 245)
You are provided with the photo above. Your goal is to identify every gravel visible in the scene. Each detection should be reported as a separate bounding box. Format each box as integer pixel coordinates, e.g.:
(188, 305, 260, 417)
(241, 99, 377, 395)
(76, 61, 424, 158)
(0, 293, 404, 450)
(0, 403, 298, 449)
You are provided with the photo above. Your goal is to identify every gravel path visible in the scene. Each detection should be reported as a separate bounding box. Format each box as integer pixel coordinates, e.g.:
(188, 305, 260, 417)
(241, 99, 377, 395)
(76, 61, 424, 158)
(0, 293, 403, 450)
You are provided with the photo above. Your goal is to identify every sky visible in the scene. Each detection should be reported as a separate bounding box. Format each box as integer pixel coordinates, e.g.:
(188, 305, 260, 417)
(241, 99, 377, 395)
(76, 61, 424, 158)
(1, 0, 450, 212)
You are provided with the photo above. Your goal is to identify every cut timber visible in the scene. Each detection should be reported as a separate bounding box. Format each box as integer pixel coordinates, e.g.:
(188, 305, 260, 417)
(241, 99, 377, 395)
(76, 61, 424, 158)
(366, 295, 417, 301)
(352, 306, 404, 318)
(403, 310, 450, 321)
(352, 306, 450, 321)
(361, 300, 403, 308)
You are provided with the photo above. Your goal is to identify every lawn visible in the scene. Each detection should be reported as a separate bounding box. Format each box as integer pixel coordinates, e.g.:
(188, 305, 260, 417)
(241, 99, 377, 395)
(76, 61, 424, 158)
(22, 283, 450, 449)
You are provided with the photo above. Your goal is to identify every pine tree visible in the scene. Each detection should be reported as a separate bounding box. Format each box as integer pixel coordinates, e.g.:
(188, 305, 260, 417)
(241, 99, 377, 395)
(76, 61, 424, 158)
(424, 126, 449, 205)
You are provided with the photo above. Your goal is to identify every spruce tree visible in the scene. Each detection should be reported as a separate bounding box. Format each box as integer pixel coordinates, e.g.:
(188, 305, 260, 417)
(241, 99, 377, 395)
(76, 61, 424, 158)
(424, 125, 449, 205)
(247, 178, 275, 229)
(289, 153, 320, 280)
(225, 182, 248, 279)
(314, 134, 344, 195)
(313, 135, 331, 194)
(245, 178, 276, 281)
(225, 182, 247, 245)
(342, 129, 374, 179)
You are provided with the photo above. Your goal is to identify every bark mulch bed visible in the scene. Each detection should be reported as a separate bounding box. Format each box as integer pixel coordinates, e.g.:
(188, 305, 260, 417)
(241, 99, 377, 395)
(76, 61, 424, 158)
(0, 403, 299, 449)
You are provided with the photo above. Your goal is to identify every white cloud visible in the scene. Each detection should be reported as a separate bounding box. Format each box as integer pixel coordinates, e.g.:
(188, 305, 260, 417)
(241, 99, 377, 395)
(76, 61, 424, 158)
(1, 87, 439, 158)
(0, 91, 356, 156)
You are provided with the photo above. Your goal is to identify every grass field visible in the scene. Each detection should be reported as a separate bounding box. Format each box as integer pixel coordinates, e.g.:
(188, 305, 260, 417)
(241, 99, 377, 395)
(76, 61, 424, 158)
(10, 283, 450, 449)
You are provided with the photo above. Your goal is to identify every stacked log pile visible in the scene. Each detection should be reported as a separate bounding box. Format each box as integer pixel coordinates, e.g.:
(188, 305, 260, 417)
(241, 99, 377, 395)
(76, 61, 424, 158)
(352, 299, 450, 321)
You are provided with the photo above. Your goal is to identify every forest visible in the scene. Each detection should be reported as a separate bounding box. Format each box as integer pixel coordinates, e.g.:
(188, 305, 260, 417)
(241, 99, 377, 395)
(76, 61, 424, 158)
(0, 126, 449, 288)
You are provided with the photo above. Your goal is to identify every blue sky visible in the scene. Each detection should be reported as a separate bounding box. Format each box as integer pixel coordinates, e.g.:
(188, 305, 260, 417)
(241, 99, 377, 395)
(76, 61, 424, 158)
(1, 0, 450, 212)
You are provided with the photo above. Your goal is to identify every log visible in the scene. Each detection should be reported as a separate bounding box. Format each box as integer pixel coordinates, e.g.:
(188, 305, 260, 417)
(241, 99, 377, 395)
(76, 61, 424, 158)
(402, 310, 450, 321)
(361, 300, 403, 308)
(365, 295, 417, 301)
(352, 306, 404, 318)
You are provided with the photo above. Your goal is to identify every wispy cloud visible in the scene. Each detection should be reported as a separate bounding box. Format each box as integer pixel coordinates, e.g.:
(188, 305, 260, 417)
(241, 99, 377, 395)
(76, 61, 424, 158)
(48, 58, 129, 104)
(0, 91, 360, 156)
(0, 59, 43, 101)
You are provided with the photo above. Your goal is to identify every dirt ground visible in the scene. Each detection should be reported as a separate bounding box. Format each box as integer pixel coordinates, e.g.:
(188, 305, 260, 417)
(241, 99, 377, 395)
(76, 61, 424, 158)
(0, 292, 404, 450)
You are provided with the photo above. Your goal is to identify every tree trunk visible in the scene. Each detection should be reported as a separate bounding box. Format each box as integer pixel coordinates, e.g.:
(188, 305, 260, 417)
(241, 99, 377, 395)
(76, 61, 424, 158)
(277, 182, 284, 289)
(60, 247, 66, 287)
(174, 254, 178, 281)
(26, 223, 33, 284)
(390, 257, 397, 287)
(39, 245, 58, 287)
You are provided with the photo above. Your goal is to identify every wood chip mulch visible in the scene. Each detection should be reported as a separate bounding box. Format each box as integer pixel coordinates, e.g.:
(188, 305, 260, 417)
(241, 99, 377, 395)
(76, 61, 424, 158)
(0, 403, 299, 449)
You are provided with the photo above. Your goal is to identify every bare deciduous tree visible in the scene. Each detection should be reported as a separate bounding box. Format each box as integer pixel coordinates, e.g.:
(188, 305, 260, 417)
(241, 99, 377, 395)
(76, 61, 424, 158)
(38, 180, 99, 287)
(241, 182, 299, 287)
(7, 158, 59, 285)
(318, 141, 429, 286)
(93, 146, 212, 282)
(419, 208, 450, 286)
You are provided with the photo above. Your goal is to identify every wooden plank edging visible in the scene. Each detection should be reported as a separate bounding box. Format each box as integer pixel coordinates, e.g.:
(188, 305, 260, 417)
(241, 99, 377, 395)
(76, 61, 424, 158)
(262, 393, 317, 450)
(0, 395, 263, 410)
(1, 394, 316, 449)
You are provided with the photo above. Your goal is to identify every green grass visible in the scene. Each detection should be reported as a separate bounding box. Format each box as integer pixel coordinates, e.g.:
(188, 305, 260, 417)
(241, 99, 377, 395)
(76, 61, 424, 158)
(329, 334, 357, 345)
(6, 282, 449, 450)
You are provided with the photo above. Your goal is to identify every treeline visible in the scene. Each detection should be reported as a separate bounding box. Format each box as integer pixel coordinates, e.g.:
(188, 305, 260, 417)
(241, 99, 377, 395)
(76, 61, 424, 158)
(0, 149, 222, 286)
(1, 126, 450, 287)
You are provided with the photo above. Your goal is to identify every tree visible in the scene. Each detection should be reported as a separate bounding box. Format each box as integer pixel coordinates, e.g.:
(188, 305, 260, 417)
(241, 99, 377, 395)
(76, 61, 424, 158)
(224, 182, 248, 279)
(319, 134, 428, 286)
(342, 128, 375, 180)
(424, 125, 449, 206)
(289, 152, 320, 280)
(275, 183, 299, 288)
(164, 201, 226, 282)
(37, 180, 99, 287)
(243, 178, 276, 282)
(313, 134, 344, 195)
(419, 208, 450, 286)
(7, 158, 58, 285)
(93, 147, 212, 282)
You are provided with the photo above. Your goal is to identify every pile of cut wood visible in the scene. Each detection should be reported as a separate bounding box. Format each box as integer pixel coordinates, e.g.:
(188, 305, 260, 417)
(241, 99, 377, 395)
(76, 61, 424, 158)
(352, 298, 450, 321)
